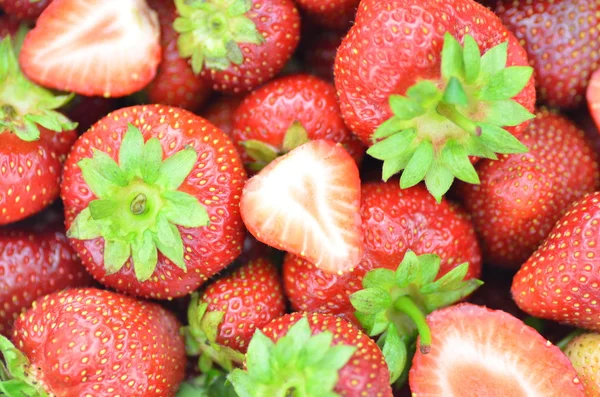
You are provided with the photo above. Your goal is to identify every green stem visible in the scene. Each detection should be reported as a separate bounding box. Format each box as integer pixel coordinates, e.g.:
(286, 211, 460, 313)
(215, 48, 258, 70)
(556, 329, 585, 351)
(436, 103, 481, 136)
(130, 193, 147, 215)
(394, 296, 431, 354)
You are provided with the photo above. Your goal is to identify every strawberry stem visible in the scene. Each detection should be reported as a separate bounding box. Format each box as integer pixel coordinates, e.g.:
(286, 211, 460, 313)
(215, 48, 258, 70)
(394, 296, 431, 354)
(556, 329, 585, 351)
(436, 103, 480, 136)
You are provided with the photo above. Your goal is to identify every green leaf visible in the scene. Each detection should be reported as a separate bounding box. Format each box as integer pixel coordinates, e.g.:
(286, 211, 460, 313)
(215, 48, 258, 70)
(381, 157, 408, 182)
(441, 140, 480, 184)
(119, 124, 145, 179)
(441, 33, 465, 80)
(88, 199, 118, 220)
(227, 0, 252, 16)
(350, 288, 392, 314)
(103, 239, 130, 275)
(241, 140, 279, 164)
(478, 123, 528, 154)
(317, 344, 356, 372)
(414, 254, 441, 285)
(191, 46, 206, 74)
(479, 66, 533, 101)
(229, 16, 265, 45)
(273, 317, 310, 365)
(463, 35, 481, 84)
(162, 191, 210, 228)
(362, 268, 396, 290)
(66, 208, 102, 240)
(301, 332, 333, 367)
(90, 150, 128, 187)
(485, 100, 535, 127)
(424, 161, 454, 202)
(78, 158, 119, 198)
(367, 129, 417, 160)
(400, 140, 434, 189)
(406, 80, 442, 106)
(245, 330, 275, 382)
(381, 324, 407, 383)
(442, 77, 468, 106)
(131, 230, 158, 282)
(395, 251, 420, 288)
(226, 41, 244, 65)
(141, 138, 163, 184)
(282, 121, 310, 153)
(420, 262, 470, 295)
(154, 217, 186, 270)
(389, 96, 425, 120)
(372, 117, 409, 141)
(156, 147, 198, 190)
(423, 279, 483, 311)
(201, 311, 225, 343)
(480, 41, 508, 78)
(229, 370, 253, 397)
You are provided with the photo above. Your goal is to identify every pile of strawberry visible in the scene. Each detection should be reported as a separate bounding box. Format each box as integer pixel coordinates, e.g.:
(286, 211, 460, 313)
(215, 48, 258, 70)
(2, 0, 600, 395)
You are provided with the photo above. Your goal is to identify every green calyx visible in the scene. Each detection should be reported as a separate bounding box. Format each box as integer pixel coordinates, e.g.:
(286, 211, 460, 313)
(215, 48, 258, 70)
(0, 335, 49, 397)
(0, 35, 76, 142)
(183, 293, 245, 373)
(367, 33, 534, 202)
(241, 121, 309, 172)
(174, 0, 265, 74)
(350, 251, 482, 384)
(176, 370, 238, 397)
(229, 317, 356, 397)
(67, 124, 210, 282)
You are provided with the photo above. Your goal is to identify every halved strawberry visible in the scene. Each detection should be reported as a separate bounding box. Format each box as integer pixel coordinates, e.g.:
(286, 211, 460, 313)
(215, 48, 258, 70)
(240, 140, 362, 274)
(587, 68, 600, 129)
(409, 303, 586, 396)
(18, 0, 161, 97)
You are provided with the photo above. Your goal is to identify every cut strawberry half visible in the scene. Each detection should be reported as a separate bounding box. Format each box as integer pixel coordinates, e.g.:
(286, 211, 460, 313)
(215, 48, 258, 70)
(409, 303, 586, 397)
(587, 69, 600, 129)
(19, 0, 161, 98)
(240, 140, 362, 274)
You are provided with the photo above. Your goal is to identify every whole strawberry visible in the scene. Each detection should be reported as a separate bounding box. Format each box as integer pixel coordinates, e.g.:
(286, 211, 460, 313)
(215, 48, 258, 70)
(458, 109, 600, 268)
(294, 0, 358, 31)
(0, 220, 92, 335)
(564, 332, 600, 395)
(184, 258, 285, 371)
(0, 288, 186, 396)
(229, 312, 393, 397)
(284, 181, 481, 323)
(202, 95, 244, 137)
(174, 0, 301, 94)
(0, 0, 52, 20)
(61, 105, 247, 299)
(0, 37, 77, 226)
(512, 192, 600, 331)
(496, 0, 600, 109)
(335, 0, 535, 200)
(231, 74, 364, 171)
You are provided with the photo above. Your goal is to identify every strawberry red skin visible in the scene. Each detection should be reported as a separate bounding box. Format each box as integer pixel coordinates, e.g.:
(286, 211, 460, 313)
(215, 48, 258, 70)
(0, 0, 52, 20)
(201, 95, 244, 137)
(201, 258, 285, 353)
(0, 127, 77, 225)
(458, 109, 600, 269)
(334, 0, 535, 146)
(0, 222, 92, 335)
(231, 74, 365, 167)
(61, 105, 247, 299)
(12, 288, 186, 397)
(512, 192, 600, 331)
(283, 181, 481, 324)
(293, 0, 358, 31)
(146, 0, 212, 111)
(496, 0, 600, 109)
(261, 312, 393, 397)
(201, 0, 301, 94)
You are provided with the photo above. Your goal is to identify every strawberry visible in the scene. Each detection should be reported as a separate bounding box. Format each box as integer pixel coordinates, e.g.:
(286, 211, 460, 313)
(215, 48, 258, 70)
(335, 0, 536, 200)
(0, 220, 92, 335)
(564, 332, 600, 396)
(240, 140, 362, 274)
(301, 29, 344, 82)
(61, 105, 247, 299)
(496, 0, 600, 109)
(19, 0, 161, 97)
(0, 0, 51, 20)
(231, 74, 365, 172)
(229, 312, 393, 397)
(184, 258, 285, 371)
(202, 95, 244, 137)
(145, 0, 212, 111)
(587, 69, 600, 133)
(0, 37, 77, 226)
(174, 0, 301, 94)
(0, 287, 186, 396)
(512, 192, 600, 331)
(458, 108, 600, 269)
(0, 14, 20, 39)
(409, 303, 586, 396)
(293, 0, 358, 31)
(283, 181, 481, 323)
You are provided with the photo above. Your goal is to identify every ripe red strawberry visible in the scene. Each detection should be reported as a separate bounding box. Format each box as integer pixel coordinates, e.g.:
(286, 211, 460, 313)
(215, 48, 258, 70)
(19, 0, 161, 97)
(458, 109, 600, 269)
(512, 192, 600, 331)
(496, 0, 600, 109)
(240, 140, 362, 274)
(174, 0, 301, 94)
(202, 95, 244, 137)
(184, 258, 285, 370)
(564, 332, 600, 396)
(229, 312, 393, 397)
(587, 69, 600, 133)
(293, 0, 358, 31)
(0, 37, 77, 226)
(284, 181, 481, 323)
(0, 221, 92, 335)
(145, 0, 212, 111)
(0, 0, 51, 20)
(301, 29, 344, 82)
(61, 105, 247, 299)
(335, 0, 535, 200)
(0, 288, 186, 396)
(231, 74, 365, 172)
(409, 304, 586, 396)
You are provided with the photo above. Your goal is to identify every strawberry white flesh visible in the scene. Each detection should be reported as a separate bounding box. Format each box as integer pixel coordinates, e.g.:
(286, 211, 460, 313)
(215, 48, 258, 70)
(587, 69, 600, 129)
(240, 140, 362, 274)
(410, 304, 585, 397)
(19, 0, 161, 97)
